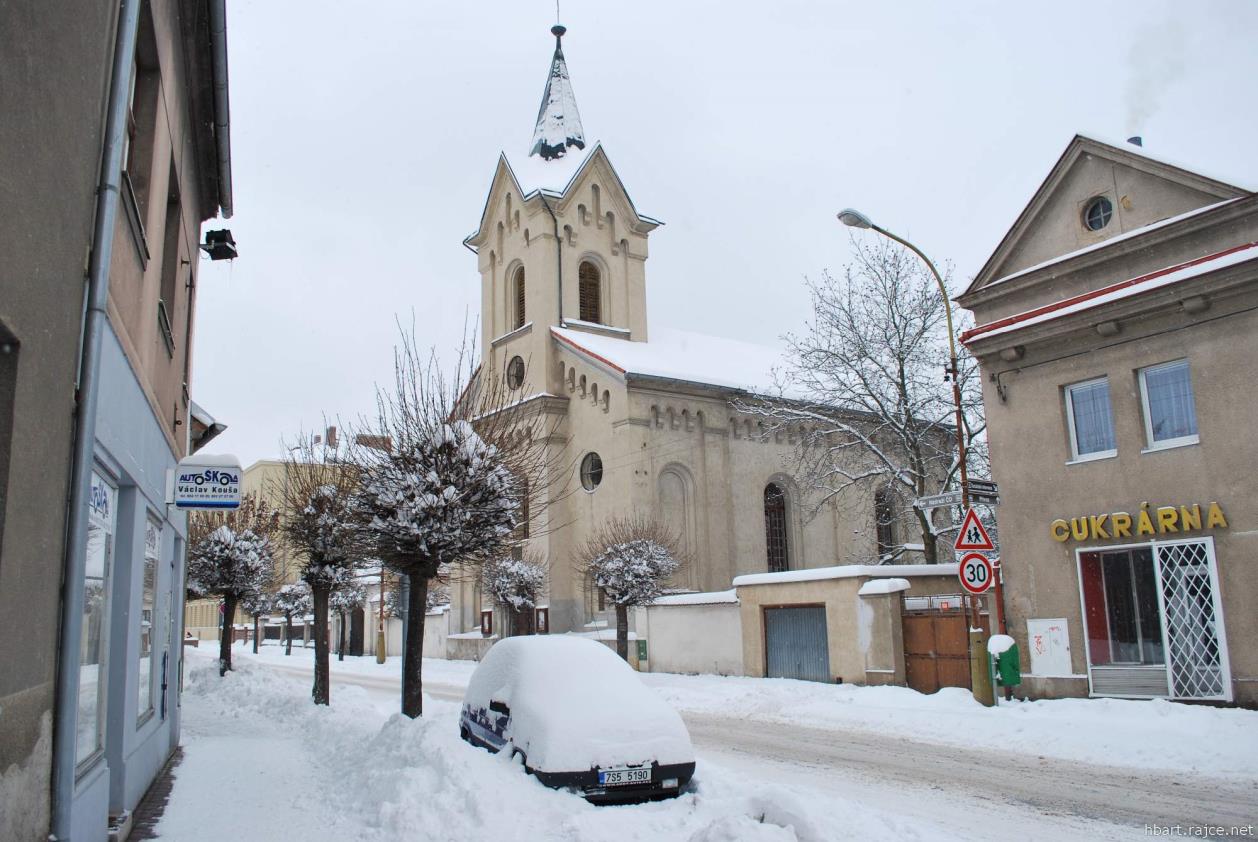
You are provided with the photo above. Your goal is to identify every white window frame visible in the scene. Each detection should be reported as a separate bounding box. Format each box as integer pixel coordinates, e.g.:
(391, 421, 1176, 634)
(1138, 358, 1199, 452)
(1064, 376, 1117, 463)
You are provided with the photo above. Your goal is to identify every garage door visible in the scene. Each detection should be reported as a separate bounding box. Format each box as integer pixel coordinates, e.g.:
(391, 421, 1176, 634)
(764, 606, 830, 683)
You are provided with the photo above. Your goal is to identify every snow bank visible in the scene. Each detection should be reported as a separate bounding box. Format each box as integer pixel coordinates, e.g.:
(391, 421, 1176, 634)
(734, 563, 958, 587)
(463, 635, 693, 772)
(169, 649, 879, 841)
(653, 589, 738, 606)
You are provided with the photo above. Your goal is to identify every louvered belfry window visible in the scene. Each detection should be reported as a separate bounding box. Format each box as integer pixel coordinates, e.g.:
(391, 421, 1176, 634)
(513, 267, 526, 330)
(578, 261, 601, 324)
(764, 483, 789, 573)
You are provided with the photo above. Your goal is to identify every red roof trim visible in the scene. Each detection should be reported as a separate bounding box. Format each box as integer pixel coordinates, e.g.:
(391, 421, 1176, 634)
(960, 242, 1258, 345)
(550, 328, 627, 375)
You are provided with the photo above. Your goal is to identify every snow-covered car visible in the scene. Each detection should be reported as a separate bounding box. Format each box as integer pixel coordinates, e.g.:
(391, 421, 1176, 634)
(459, 635, 696, 803)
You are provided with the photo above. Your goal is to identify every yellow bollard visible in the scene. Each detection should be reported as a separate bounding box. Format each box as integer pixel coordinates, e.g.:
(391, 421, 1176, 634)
(969, 628, 995, 707)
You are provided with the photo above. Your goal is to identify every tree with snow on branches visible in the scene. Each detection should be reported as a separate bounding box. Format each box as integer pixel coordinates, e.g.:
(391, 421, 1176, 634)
(272, 583, 312, 656)
(481, 553, 547, 636)
(186, 523, 275, 676)
(329, 577, 366, 662)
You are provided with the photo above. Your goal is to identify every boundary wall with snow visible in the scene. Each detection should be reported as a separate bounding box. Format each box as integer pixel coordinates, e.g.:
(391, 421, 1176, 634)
(637, 590, 744, 676)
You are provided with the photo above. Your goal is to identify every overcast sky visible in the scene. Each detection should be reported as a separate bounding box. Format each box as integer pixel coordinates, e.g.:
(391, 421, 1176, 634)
(193, 0, 1258, 465)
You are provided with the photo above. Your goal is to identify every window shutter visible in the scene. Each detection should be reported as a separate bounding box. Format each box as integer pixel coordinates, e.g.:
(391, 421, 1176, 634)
(578, 262, 600, 324)
(514, 268, 526, 329)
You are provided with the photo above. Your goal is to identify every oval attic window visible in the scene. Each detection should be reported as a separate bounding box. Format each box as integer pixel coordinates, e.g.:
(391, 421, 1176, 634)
(1084, 196, 1113, 231)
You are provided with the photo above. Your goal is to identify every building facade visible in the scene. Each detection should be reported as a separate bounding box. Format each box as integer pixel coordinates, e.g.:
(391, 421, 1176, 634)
(0, 1, 235, 839)
(959, 135, 1257, 705)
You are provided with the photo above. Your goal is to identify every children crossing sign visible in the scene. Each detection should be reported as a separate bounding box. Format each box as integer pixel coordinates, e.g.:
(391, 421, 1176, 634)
(954, 507, 995, 552)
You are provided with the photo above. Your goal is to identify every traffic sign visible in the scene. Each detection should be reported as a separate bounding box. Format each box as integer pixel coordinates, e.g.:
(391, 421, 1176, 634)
(914, 490, 964, 510)
(969, 479, 999, 495)
(954, 507, 995, 552)
(958, 552, 995, 595)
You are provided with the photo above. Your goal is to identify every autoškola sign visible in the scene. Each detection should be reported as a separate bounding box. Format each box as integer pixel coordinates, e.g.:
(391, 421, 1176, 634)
(1050, 502, 1227, 543)
(171, 456, 243, 510)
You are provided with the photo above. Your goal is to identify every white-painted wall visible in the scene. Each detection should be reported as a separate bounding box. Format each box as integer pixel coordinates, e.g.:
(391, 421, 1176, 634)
(638, 602, 744, 676)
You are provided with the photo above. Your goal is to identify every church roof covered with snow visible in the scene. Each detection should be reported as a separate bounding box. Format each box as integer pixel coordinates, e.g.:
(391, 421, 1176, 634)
(552, 325, 794, 398)
(530, 25, 585, 161)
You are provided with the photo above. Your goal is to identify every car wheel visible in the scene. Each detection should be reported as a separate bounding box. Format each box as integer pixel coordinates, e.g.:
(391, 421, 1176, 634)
(460, 726, 470, 743)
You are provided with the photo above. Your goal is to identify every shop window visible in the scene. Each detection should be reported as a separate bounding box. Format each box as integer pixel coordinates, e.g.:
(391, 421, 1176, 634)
(1139, 359, 1198, 449)
(1064, 377, 1116, 461)
(764, 483, 789, 572)
(79, 471, 116, 767)
(138, 515, 160, 722)
(1080, 548, 1164, 666)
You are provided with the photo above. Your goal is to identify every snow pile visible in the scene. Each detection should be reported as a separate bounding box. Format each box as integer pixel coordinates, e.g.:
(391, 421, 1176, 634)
(987, 634, 1016, 655)
(462, 636, 693, 772)
(856, 578, 910, 596)
(167, 650, 860, 841)
(653, 590, 738, 607)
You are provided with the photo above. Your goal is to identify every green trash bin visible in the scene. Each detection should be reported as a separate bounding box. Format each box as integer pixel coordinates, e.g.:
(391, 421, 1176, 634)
(993, 641, 1021, 687)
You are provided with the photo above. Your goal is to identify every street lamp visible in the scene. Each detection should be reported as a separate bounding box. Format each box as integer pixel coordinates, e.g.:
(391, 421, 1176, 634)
(837, 208, 996, 706)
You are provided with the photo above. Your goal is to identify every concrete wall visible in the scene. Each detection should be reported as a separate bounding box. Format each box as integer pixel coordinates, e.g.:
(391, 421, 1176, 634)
(638, 602, 744, 676)
(0, 1, 116, 838)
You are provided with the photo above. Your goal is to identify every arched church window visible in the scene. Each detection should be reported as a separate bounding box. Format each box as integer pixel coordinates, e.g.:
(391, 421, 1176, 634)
(578, 260, 601, 324)
(764, 483, 789, 573)
(512, 266, 526, 330)
(874, 487, 895, 559)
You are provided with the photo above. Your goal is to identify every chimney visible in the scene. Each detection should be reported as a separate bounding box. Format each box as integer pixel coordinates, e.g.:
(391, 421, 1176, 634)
(1127, 136, 1143, 147)
(325, 426, 338, 448)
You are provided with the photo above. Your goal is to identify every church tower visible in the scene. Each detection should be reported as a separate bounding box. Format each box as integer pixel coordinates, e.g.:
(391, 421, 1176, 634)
(462, 24, 661, 399)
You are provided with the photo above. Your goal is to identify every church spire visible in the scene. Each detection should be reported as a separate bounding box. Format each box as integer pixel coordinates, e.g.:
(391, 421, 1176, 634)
(530, 24, 585, 160)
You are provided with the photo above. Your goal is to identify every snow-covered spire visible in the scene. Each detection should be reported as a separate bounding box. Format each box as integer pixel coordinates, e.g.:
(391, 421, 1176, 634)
(530, 24, 585, 161)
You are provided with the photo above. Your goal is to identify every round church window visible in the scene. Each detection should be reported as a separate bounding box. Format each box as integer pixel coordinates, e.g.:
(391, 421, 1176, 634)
(506, 355, 525, 390)
(580, 452, 603, 491)
(1084, 196, 1113, 231)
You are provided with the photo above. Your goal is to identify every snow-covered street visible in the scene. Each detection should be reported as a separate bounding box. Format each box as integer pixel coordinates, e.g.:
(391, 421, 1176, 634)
(150, 646, 1258, 841)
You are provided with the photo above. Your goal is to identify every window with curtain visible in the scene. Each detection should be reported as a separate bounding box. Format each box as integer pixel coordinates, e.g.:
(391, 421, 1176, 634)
(764, 483, 789, 572)
(578, 261, 601, 324)
(1065, 377, 1117, 459)
(1140, 359, 1198, 448)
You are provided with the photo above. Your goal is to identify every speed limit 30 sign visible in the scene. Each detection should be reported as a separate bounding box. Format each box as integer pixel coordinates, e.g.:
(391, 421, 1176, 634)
(958, 552, 995, 595)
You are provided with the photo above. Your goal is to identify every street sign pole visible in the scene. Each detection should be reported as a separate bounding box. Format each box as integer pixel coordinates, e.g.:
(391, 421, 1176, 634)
(955, 507, 996, 707)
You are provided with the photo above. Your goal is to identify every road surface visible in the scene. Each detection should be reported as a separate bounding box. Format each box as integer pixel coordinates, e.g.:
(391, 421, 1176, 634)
(254, 657, 1256, 840)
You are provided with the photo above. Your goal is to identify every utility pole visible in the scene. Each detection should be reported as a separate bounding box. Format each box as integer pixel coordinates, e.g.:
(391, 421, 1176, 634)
(376, 564, 387, 664)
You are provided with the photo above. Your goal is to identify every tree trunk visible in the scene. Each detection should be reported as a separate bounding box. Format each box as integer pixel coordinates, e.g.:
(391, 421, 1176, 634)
(312, 584, 330, 705)
(615, 604, 628, 661)
(285, 614, 293, 655)
(511, 606, 535, 636)
(219, 593, 238, 676)
(337, 610, 346, 662)
(916, 507, 939, 563)
(253, 614, 260, 654)
(401, 575, 428, 718)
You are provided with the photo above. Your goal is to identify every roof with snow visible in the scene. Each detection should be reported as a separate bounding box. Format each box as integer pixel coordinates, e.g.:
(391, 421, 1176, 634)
(552, 325, 791, 397)
(530, 25, 585, 161)
(961, 241, 1258, 345)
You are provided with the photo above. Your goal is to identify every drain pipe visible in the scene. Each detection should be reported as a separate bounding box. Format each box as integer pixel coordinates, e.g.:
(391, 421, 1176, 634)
(539, 194, 563, 326)
(208, 0, 233, 218)
(51, 2, 141, 838)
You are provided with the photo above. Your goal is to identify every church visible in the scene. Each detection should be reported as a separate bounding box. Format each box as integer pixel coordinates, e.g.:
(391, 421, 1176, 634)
(450, 26, 903, 637)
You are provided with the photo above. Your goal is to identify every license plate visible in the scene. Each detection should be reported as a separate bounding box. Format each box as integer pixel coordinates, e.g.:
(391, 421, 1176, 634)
(598, 766, 651, 786)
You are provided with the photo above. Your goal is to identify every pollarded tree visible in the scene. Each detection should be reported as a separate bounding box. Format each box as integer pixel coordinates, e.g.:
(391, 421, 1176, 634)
(272, 582, 312, 656)
(481, 553, 547, 636)
(277, 431, 365, 704)
(329, 577, 366, 662)
(575, 514, 683, 661)
(239, 589, 273, 655)
(187, 525, 275, 676)
(738, 237, 987, 563)
(348, 328, 557, 718)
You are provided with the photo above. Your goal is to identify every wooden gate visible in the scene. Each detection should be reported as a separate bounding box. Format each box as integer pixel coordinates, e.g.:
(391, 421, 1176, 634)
(903, 602, 990, 694)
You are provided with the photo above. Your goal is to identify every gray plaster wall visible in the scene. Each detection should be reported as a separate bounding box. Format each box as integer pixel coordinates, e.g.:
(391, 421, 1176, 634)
(0, 2, 117, 839)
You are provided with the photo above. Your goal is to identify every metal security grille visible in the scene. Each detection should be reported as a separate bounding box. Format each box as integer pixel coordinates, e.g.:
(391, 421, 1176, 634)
(578, 261, 600, 323)
(764, 483, 789, 572)
(513, 267, 526, 329)
(764, 606, 830, 683)
(1157, 541, 1228, 699)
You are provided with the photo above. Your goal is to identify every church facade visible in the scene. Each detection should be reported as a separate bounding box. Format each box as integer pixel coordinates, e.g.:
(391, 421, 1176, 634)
(450, 28, 907, 636)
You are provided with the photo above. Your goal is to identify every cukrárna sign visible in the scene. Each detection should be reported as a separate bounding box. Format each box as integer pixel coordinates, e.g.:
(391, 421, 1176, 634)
(1050, 502, 1227, 543)
(171, 455, 242, 510)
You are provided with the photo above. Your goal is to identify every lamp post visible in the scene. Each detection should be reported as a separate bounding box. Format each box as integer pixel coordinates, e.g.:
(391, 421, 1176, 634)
(837, 208, 997, 706)
(377, 564, 387, 665)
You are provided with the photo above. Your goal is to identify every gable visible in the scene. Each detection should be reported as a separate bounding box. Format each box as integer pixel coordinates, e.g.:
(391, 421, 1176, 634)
(967, 135, 1250, 293)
